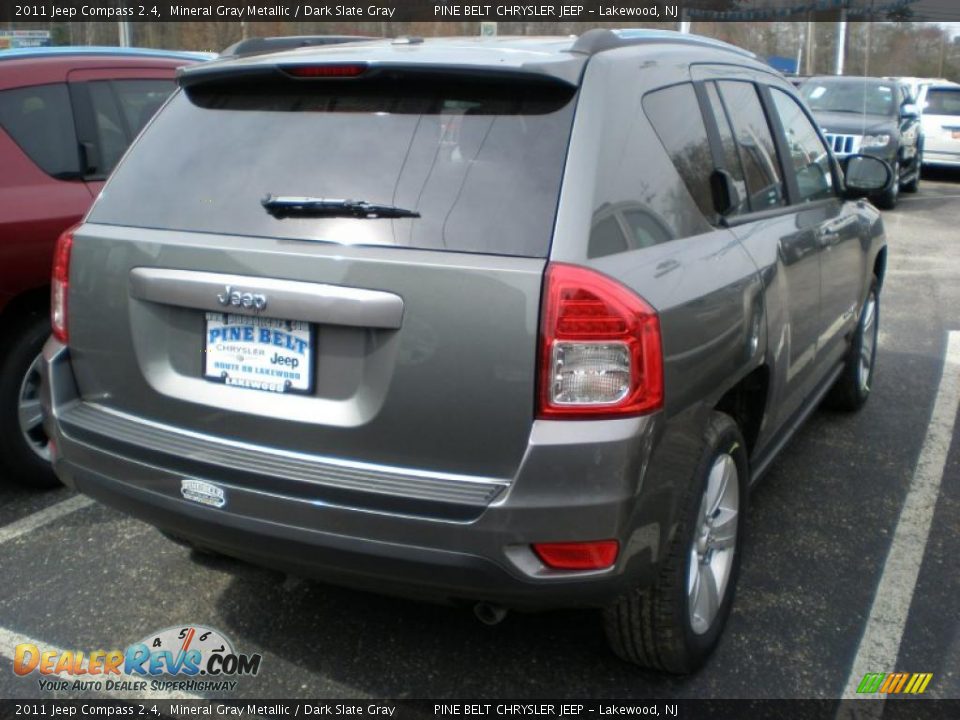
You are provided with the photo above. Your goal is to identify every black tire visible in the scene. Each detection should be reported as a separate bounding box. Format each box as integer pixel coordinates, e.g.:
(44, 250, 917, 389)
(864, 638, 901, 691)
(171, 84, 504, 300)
(825, 279, 879, 412)
(873, 160, 899, 209)
(901, 162, 920, 193)
(603, 411, 748, 673)
(0, 311, 59, 489)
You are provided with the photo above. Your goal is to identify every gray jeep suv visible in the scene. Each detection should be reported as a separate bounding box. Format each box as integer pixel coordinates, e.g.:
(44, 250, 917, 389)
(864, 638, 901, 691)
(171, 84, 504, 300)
(41, 29, 890, 672)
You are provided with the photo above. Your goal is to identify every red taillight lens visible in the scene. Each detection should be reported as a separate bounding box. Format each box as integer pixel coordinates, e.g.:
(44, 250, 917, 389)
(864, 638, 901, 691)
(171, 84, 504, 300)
(537, 263, 663, 419)
(532, 540, 619, 571)
(283, 64, 367, 78)
(51, 225, 76, 344)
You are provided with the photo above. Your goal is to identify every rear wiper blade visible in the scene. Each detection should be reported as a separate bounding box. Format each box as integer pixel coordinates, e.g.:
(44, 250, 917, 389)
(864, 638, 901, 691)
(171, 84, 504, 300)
(262, 195, 420, 219)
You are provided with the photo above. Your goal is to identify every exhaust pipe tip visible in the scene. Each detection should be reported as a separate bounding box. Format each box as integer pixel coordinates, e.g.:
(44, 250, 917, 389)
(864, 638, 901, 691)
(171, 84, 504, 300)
(473, 602, 508, 626)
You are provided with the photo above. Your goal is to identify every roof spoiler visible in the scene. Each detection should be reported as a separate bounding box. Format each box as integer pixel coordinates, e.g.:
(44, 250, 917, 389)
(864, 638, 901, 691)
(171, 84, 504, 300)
(179, 61, 581, 90)
(569, 28, 756, 60)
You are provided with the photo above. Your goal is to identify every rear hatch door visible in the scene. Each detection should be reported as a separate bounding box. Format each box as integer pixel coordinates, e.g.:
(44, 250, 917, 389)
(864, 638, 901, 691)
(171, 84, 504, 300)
(67, 61, 578, 489)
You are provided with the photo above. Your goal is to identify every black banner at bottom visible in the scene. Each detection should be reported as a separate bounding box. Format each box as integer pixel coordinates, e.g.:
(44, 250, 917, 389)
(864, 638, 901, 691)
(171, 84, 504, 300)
(2, 699, 960, 720)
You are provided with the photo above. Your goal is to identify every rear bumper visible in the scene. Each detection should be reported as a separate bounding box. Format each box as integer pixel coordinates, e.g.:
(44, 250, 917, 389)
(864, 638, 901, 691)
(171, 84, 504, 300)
(42, 339, 689, 609)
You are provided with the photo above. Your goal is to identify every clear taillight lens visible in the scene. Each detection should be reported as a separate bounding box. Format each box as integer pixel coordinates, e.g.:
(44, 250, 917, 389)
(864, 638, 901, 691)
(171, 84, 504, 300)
(51, 225, 76, 344)
(538, 263, 663, 419)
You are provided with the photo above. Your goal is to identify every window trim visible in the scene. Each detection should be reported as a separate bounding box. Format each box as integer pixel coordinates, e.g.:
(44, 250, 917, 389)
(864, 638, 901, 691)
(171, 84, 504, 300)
(688, 73, 844, 227)
(700, 78, 788, 221)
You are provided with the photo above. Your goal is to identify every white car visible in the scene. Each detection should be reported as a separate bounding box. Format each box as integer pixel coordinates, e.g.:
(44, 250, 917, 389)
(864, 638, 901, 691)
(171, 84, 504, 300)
(918, 82, 960, 168)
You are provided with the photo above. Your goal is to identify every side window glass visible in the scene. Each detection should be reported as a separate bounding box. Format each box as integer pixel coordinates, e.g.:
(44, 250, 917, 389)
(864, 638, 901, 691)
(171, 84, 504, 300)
(87, 81, 131, 175)
(643, 83, 715, 221)
(770, 88, 835, 203)
(704, 82, 749, 216)
(0, 83, 80, 178)
(716, 81, 786, 212)
(111, 79, 176, 137)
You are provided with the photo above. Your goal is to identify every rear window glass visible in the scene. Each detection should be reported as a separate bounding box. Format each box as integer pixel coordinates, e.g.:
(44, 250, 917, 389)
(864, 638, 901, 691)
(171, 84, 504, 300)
(0, 83, 80, 178)
(924, 89, 960, 116)
(88, 77, 577, 258)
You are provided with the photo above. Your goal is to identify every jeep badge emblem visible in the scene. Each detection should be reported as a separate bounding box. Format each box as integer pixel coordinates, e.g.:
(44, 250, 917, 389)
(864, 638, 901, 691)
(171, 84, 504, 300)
(217, 285, 267, 311)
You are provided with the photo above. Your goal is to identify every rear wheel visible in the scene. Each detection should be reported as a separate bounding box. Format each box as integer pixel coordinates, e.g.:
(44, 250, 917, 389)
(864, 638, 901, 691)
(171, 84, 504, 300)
(825, 279, 879, 411)
(603, 412, 747, 673)
(901, 152, 921, 193)
(0, 312, 59, 489)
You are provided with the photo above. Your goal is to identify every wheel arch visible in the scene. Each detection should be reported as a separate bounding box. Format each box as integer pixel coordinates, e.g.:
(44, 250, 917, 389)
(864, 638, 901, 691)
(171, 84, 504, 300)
(713, 364, 770, 462)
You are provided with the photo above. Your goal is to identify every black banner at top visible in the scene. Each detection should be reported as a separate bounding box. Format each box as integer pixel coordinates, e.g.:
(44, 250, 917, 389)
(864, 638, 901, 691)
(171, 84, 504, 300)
(1, 0, 957, 23)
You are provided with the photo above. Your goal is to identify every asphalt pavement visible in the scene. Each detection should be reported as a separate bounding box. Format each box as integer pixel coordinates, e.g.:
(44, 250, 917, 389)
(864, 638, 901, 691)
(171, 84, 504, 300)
(1, 171, 958, 701)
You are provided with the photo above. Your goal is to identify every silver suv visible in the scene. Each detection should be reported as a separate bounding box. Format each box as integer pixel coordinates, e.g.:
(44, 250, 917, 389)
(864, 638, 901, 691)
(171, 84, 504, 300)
(41, 29, 891, 672)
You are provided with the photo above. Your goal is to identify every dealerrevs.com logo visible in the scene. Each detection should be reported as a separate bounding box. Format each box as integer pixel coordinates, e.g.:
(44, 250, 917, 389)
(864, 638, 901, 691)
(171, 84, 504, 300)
(13, 625, 262, 693)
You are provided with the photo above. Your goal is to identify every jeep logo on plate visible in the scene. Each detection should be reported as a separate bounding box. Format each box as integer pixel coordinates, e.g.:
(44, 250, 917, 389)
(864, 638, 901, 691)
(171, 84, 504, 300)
(181, 479, 226, 508)
(217, 285, 267, 311)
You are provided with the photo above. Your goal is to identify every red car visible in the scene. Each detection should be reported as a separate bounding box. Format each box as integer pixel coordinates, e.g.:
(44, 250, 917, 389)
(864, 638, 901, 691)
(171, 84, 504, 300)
(0, 47, 210, 488)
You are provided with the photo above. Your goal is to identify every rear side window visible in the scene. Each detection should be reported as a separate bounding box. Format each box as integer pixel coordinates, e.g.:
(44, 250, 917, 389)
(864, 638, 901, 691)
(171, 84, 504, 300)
(88, 77, 577, 258)
(643, 83, 715, 221)
(770, 88, 834, 203)
(111, 79, 176, 136)
(0, 83, 80, 178)
(715, 81, 786, 212)
(87, 79, 176, 175)
(924, 88, 960, 116)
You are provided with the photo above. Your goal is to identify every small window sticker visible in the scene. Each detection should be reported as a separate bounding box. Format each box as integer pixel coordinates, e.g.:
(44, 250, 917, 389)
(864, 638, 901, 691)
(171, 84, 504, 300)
(809, 86, 827, 99)
(879, 86, 892, 93)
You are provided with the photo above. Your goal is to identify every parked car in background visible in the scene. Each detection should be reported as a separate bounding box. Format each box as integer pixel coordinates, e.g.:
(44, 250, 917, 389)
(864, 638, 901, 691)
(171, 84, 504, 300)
(800, 75, 921, 208)
(917, 82, 960, 169)
(43, 29, 890, 672)
(0, 46, 210, 489)
(885, 75, 953, 105)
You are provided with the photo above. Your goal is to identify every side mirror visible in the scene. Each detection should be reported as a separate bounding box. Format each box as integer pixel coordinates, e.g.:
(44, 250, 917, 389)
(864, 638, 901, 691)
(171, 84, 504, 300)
(901, 103, 919, 119)
(842, 155, 893, 198)
(710, 168, 740, 218)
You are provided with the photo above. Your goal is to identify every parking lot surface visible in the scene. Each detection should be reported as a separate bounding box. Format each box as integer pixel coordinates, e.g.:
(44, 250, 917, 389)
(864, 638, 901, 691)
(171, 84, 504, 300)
(1, 172, 958, 700)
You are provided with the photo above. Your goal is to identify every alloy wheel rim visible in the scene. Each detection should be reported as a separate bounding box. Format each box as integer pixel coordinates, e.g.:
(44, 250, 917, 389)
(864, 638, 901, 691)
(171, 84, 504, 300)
(17, 352, 50, 462)
(858, 292, 878, 393)
(687, 453, 739, 636)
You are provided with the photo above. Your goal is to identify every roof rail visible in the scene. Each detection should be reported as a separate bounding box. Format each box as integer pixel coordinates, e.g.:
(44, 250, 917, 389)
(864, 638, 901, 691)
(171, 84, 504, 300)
(0, 46, 214, 62)
(220, 35, 378, 58)
(569, 28, 756, 60)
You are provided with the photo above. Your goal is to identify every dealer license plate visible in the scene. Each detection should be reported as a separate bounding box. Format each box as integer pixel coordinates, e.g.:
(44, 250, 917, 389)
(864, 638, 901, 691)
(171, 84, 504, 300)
(203, 313, 314, 394)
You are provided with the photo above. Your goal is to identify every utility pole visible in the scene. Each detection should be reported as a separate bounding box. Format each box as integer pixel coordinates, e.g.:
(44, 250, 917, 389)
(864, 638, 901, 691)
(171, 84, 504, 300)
(835, 10, 847, 75)
(938, 31, 947, 77)
(796, 26, 804, 74)
(118, 21, 132, 47)
(864, 22, 872, 76)
(805, 17, 815, 75)
(679, 9, 690, 34)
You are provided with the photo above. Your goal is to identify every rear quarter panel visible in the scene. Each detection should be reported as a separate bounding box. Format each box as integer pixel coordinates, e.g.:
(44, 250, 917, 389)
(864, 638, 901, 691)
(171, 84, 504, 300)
(550, 47, 766, 563)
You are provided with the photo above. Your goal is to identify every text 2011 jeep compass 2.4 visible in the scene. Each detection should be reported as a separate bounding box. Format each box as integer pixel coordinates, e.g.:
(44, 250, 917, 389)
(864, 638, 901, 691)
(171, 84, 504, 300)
(42, 30, 890, 672)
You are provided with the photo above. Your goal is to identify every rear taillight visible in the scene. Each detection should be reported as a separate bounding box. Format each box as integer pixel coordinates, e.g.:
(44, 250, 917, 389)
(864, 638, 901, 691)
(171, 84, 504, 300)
(51, 225, 76, 344)
(537, 263, 663, 419)
(533, 540, 619, 571)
